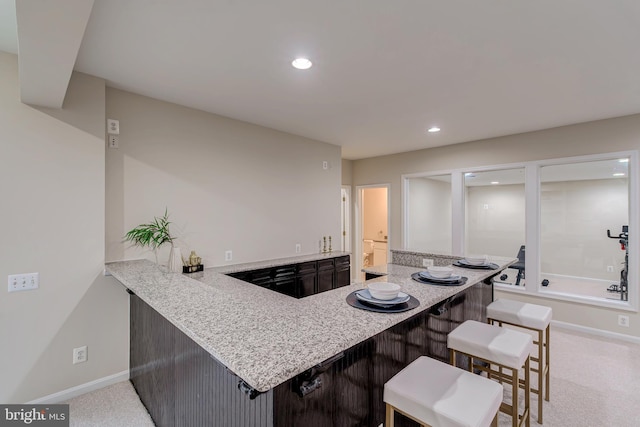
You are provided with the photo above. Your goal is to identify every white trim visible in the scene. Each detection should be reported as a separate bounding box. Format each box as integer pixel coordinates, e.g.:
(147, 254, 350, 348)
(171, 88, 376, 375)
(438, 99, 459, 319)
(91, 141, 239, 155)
(27, 370, 129, 404)
(340, 186, 351, 253)
(451, 171, 464, 255)
(552, 320, 640, 345)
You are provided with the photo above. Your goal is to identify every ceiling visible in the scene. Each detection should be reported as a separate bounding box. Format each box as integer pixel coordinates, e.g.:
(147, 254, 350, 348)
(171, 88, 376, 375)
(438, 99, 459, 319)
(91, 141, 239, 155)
(3, 0, 640, 160)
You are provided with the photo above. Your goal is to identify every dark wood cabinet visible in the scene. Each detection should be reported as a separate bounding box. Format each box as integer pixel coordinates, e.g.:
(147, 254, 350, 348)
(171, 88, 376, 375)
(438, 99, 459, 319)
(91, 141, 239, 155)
(317, 258, 335, 293)
(334, 256, 350, 289)
(296, 261, 318, 298)
(228, 255, 350, 298)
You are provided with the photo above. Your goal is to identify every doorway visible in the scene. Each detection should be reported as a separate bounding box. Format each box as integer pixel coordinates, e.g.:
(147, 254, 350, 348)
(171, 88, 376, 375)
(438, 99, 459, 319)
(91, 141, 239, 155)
(356, 185, 390, 280)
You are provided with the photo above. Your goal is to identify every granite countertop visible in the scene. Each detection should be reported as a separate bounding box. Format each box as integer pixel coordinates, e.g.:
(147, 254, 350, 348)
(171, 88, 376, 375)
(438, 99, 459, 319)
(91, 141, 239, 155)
(211, 251, 350, 274)
(106, 254, 514, 393)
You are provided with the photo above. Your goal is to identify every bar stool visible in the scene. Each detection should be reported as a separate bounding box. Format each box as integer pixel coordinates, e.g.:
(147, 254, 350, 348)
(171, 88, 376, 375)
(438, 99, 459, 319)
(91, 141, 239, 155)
(448, 320, 533, 427)
(487, 299, 552, 423)
(384, 356, 502, 427)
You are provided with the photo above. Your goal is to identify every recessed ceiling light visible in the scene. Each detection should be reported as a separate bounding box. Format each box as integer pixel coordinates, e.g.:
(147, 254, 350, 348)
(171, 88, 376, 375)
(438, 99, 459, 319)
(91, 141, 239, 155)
(613, 173, 626, 177)
(292, 58, 312, 70)
(619, 158, 629, 163)
(491, 181, 499, 185)
(427, 127, 441, 133)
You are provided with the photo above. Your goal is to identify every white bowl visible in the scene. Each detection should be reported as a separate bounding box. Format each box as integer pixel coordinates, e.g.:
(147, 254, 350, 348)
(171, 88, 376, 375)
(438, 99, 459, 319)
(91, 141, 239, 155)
(427, 266, 453, 278)
(367, 282, 401, 300)
(464, 255, 488, 265)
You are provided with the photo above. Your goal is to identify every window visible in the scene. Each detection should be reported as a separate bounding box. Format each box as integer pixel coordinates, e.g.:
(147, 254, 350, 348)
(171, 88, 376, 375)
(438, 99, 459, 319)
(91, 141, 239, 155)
(403, 152, 637, 309)
(540, 158, 629, 301)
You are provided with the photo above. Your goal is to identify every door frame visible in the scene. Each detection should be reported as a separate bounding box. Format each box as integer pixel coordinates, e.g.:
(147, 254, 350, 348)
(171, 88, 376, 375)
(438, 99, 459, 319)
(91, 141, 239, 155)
(341, 185, 351, 253)
(355, 184, 391, 281)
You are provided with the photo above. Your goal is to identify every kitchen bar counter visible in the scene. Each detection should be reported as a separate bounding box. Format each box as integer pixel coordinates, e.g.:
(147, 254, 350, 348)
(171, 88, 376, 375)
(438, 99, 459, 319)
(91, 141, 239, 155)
(106, 254, 514, 393)
(210, 251, 350, 274)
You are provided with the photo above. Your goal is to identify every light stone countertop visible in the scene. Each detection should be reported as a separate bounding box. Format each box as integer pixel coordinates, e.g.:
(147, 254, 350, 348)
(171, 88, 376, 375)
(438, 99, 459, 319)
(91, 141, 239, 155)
(211, 251, 350, 274)
(106, 254, 514, 393)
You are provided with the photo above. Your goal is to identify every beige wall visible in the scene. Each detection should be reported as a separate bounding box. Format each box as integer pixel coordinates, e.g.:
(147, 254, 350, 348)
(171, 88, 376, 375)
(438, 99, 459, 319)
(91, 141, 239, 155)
(0, 52, 129, 402)
(105, 88, 342, 266)
(352, 114, 640, 338)
(406, 177, 452, 253)
(342, 158, 353, 186)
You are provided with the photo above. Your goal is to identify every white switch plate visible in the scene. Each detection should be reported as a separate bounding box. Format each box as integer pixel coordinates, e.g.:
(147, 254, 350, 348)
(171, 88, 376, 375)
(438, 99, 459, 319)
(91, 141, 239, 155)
(295, 243, 301, 253)
(8, 273, 39, 292)
(607, 265, 614, 273)
(225, 250, 233, 261)
(73, 346, 88, 364)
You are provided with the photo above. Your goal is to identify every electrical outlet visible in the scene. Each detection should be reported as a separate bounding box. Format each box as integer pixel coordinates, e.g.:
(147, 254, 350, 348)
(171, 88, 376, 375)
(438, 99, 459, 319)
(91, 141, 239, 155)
(607, 265, 614, 273)
(73, 346, 88, 364)
(225, 250, 233, 262)
(422, 258, 434, 267)
(618, 315, 629, 327)
(8, 273, 39, 292)
(107, 119, 119, 134)
(322, 161, 328, 170)
(295, 243, 301, 253)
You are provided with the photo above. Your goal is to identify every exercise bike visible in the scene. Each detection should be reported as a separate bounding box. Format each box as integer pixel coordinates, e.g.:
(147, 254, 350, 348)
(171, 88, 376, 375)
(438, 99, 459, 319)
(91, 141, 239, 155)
(606, 225, 628, 302)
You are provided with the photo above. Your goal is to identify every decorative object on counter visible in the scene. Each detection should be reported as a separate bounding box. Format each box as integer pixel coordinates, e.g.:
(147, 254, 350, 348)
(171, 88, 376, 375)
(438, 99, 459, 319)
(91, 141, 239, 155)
(322, 236, 327, 253)
(123, 208, 182, 272)
(426, 266, 453, 278)
(183, 250, 204, 274)
(453, 259, 499, 270)
(367, 281, 401, 300)
(346, 290, 419, 313)
(328, 236, 332, 253)
(412, 272, 468, 286)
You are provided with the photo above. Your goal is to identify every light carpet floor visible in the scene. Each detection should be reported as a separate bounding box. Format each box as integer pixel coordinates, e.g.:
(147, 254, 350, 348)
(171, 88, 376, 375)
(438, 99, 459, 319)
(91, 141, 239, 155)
(65, 326, 640, 426)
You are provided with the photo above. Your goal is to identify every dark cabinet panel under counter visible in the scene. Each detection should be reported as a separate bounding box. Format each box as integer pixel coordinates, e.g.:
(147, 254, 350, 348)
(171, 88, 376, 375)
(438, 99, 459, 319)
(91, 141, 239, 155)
(226, 254, 351, 298)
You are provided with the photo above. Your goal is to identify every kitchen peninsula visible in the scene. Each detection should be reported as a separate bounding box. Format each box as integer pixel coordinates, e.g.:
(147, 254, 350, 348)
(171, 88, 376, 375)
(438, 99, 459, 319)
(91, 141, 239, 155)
(106, 251, 514, 427)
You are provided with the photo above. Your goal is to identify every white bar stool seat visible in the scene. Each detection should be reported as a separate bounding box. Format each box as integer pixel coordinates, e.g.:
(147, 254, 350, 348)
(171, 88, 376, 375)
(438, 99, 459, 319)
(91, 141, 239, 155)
(448, 320, 533, 427)
(384, 356, 502, 427)
(487, 299, 552, 423)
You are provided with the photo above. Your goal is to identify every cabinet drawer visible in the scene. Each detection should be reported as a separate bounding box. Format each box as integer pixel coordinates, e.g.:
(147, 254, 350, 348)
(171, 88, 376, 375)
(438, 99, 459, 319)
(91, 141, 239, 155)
(317, 259, 335, 271)
(297, 261, 317, 275)
(335, 255, 350, 268)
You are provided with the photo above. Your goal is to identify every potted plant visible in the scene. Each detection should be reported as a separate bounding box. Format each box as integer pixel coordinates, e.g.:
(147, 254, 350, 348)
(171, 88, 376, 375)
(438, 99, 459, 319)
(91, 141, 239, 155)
(124, 209, 182, 272)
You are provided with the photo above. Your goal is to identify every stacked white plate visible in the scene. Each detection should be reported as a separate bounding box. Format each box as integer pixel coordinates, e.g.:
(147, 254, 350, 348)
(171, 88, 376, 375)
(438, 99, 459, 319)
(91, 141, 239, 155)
(418, 271, 463, 283)
(355, 289, 410, 307)
(463, 255, 488, 266)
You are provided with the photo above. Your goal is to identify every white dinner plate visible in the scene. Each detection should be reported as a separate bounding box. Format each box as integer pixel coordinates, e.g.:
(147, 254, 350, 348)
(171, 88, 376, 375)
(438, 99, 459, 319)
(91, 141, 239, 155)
(355, 289, 410, 306)
(418, 271, 462, 282)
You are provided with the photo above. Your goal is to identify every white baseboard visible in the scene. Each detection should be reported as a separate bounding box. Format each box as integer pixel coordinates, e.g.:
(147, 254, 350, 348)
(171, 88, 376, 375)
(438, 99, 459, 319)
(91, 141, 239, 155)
(27, 370, 130, 404)
(552, 320, 640, 344)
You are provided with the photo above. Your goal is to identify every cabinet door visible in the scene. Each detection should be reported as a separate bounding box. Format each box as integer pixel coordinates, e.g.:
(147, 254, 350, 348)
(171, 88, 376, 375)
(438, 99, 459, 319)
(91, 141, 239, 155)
(335, 267, 350, 288)
(297, 273, 317, 298)
(317, 259, 335, 293)
(317, 269, 334, 293)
